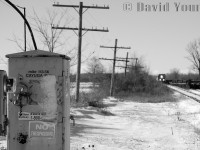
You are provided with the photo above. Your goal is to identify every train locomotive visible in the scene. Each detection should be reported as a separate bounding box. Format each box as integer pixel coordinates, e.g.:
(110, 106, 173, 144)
(157, 74, 166, 82)
(157, 73, 200, 89)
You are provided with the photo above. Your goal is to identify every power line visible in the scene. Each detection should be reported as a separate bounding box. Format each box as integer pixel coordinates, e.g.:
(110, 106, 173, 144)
(99, 58, 129, 62)
(115, 53, 139, 76)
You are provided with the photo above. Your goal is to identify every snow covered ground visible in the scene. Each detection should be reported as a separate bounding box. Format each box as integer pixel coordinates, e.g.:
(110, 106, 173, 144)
(1, 91, 200, 150)
(70, 82, 98, 94)
(70, 92, 200, 150)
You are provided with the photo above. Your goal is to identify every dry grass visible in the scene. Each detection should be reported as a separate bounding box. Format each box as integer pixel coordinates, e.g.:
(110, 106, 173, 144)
(98, 108, 115, 116)
(117, 92, 177, 103)
(70, 86, 109, 108)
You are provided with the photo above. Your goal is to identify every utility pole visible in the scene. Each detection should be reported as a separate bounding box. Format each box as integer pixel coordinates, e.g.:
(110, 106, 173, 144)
(116, 53, 138, 76)
(77, 2, 83, 103)
(24, 7, 26, 51)
(125, 52, 128, 76)
(16, 5, 26, 51)
(135, 58, 138, 66)
(100, 39, 131, 96)
(5, 0, 37, 50)
(100, 57, 129, 77)
(53, 2, 109, 102)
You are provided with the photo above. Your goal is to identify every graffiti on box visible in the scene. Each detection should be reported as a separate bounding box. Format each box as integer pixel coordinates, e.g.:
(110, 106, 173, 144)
(15, 70, 58, 121)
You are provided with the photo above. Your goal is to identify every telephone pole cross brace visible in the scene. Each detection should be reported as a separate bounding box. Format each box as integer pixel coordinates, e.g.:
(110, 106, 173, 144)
(53, 2, 109, 102)
(100, 39, 131, 96)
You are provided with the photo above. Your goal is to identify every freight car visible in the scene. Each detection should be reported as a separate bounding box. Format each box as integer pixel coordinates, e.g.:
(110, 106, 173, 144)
(186, 80, 200, 89)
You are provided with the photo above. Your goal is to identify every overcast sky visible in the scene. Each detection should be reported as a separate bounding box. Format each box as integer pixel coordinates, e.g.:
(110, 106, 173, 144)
(1, 0, 200, 74)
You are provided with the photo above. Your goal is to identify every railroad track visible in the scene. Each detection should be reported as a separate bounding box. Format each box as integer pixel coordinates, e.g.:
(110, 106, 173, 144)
(168, 85, 200, 102)
(189, 89, 200, 96)
(195, 89, 200, 92)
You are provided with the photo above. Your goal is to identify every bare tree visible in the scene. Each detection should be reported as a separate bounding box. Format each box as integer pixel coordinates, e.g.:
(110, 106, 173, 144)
(129, 55, 144, 74)
(31, 9, 70, 52)
(87, 56, 105, 86)
(9, 9, 75, 53)
(169, 68, 180, 80)
(186, 39, 200, 76)
(87, 56, 105, 74)
(9, 34, 34, 51)
(10, 9, 96, 68)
